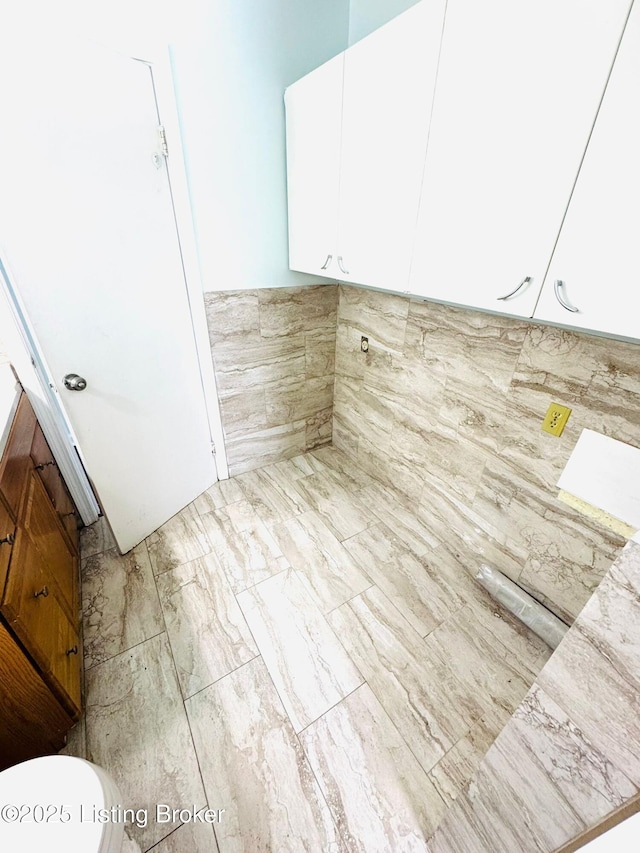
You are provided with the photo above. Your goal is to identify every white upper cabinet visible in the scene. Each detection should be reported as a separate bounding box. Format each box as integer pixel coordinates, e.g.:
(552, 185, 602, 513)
(534, 3, 639, 339)
(285, 53, 343, 277)
(336, 0, 446, 289)
(409, 0, 632, 319)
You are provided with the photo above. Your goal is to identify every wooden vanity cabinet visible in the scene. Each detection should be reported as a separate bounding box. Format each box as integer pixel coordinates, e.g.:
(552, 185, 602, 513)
(0, 391, 81, 771)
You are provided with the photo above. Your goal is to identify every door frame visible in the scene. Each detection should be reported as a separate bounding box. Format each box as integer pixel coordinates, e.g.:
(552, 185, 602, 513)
(0, 43, 228, 526)
(142, 49, 229, 481)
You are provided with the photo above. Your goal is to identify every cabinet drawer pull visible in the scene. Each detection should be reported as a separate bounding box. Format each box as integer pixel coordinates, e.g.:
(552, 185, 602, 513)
(66, 645, 79, 656)
(554, 279, 579, 313)
(35, 461, 55, 471)
(320, 254, 333, 270)
(497, 276, 532, 301)
(0, 533, 15, 546)
(337, 256, 350, 275)
(34, 586, 49, 598)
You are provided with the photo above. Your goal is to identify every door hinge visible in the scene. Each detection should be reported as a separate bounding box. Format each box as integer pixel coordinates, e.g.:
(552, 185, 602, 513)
(158, 125, 169, 157)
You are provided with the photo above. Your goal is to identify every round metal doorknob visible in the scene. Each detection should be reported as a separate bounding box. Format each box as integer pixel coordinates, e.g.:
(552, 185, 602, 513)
(63, 373, 87, 391)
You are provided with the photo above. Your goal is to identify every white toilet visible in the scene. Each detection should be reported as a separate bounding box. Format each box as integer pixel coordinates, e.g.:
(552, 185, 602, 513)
(0, 755, 125, 852)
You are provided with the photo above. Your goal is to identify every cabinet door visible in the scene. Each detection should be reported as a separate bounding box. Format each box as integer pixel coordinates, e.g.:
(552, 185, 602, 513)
(285, 53, 344, 277)
(0, 623, 73, 770)
(337, 0, 446, 290)
(409, 0, 632, 317)
(534, 4, 639, 339)
(1, 524, 81, 717)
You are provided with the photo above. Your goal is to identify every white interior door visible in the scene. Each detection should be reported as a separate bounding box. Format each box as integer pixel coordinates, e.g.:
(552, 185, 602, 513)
(0, 38, 216, 553)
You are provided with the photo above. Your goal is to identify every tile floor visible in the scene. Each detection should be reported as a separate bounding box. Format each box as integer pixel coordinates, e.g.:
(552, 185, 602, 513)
(66, 446, 552, 852)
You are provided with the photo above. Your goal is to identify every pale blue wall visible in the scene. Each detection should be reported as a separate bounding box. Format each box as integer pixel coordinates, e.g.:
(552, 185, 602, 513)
(348, 0, 420, 45)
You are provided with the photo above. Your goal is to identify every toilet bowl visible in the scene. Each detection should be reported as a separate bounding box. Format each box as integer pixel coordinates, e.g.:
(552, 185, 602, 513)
(0, 754, 125, 852)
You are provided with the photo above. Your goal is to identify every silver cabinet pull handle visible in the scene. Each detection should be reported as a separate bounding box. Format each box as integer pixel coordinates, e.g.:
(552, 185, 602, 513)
(320, 254, 333, 270)
(554, 279, 579, 313)
(497, 276, 532, 301)
(337, 256, 349, 275)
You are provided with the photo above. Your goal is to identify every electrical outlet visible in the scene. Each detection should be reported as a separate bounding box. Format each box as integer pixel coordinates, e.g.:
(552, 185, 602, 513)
(541, 403, 572, 437)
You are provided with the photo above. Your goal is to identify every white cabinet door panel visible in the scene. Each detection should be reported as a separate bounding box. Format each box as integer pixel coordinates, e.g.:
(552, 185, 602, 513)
(409, 0, 632, 318)
(285, 53, 343, 277)
(534, 3, 639, 340)
(337, 0, 446, 290)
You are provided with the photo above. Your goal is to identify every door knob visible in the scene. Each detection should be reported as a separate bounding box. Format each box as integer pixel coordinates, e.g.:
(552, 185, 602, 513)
(63, 373, 87, 391)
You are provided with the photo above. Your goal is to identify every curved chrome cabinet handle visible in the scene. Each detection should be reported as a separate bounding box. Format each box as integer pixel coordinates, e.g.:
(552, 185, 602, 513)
(320, 254, 333, 270)
(554, 279, 579, 313)
(497, 276, 532, 301)
(337, 256, 350, 275)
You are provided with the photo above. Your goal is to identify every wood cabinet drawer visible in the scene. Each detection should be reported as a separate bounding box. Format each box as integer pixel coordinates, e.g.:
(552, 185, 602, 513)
(0, 494, 16, 594)
(1, 528, 80, 717)
(19, 470, 76, 618)
(31, 424, 79, 554)
(0, 394, 37, 519)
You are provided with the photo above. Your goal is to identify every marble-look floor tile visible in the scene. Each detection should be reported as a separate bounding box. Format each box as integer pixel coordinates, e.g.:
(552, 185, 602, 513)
(237, 570, 363, 732)
(80, 516, 117, 558)
(85, 633, 206, 851)
(537, 621, 640, 789)
(82, 543, 164, 669)
(427, 705, 511, 806)
(509, 685, 636, 825)
(199, 501, 288, 593)
(300, 683, 446, 852)
(464, 585, 552, 679)
(234, 466, 309, 526)
(271, 510, 372, 613)
(146, 504, 210, 577)
(293, 470, 376, 541)
(461, 723, 585, 853)
(186, 658, 342, 853)
(270, 453, 316, 479)
(568, 541, 640, 690)
(193, 477, 245, 515)
(309, 445, 377, 491)
(360, 482, 440, 555)
(328, 587, 478, 773)
(156, 553, 258, 698)
(425, 604, 534, 718)
(343, 524, 465, 637)
(144, 820, 219, 853)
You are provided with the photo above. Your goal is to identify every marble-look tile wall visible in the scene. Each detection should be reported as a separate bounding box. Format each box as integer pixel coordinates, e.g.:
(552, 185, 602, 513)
(333, 284, 640, 622)
(426, 540, 640, 853)
(205, 285, 338, 476)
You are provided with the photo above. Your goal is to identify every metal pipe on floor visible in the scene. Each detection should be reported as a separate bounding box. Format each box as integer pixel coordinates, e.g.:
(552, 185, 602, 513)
(474, 564, 569, 650)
